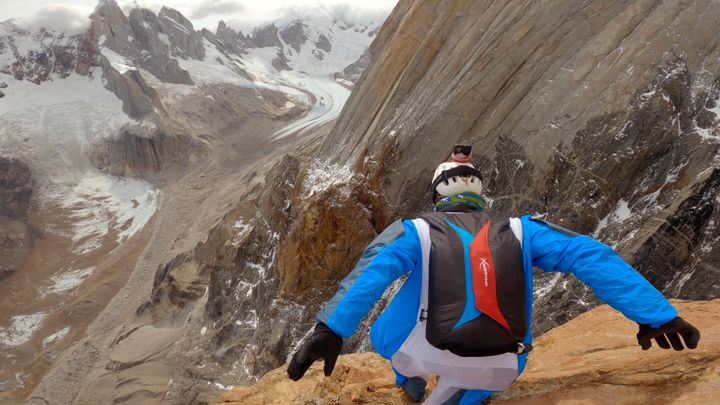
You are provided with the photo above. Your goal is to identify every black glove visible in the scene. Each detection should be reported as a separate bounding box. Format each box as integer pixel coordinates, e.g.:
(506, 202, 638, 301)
(287, 322, 343, 381)
(637, 317, 700, 351)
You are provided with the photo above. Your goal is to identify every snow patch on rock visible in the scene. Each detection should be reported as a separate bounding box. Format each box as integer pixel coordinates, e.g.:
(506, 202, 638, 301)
(303, 162, 353, 196)
(51, 172, 160, 254)
(0, 312, 49, 347)
(100, 47, 137, 74)
(176, 39, 250, 86)
(42, 326, 70, 347)
(0, 68, 159, 254)
(230, 219, 252, 246)
(593, 199, 632, 238)
(42, 267, 95, 296)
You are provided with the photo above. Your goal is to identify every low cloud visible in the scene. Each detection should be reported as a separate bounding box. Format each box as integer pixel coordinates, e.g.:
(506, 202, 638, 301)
(189, 1, 246, 20)
(16, 4, 90, 35)
(278, 2, 393, 27)
(321, 2, 393, 26)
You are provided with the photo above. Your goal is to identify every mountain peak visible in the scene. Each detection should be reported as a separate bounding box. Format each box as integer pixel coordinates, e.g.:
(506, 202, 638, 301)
(95, 0, 121, 12)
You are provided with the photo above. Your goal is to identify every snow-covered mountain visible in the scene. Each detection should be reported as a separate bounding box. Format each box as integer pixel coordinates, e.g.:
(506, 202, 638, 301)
(0, 1, 381, 402)
(0, 0, 378, 260)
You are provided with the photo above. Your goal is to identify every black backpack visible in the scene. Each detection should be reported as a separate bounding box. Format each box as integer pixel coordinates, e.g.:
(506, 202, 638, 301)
(419, 211, 527, 357)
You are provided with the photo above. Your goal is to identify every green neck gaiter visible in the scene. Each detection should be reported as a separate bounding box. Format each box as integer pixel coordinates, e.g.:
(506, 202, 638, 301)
(434, 192, 487, 212)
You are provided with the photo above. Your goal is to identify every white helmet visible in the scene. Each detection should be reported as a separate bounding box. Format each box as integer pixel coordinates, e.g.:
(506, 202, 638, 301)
(432, 161, 483, 201)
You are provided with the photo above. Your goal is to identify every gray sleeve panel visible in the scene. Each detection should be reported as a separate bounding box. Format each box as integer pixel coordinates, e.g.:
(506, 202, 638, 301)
(317, 219, 407, 326)
(529, 218, 580, 238)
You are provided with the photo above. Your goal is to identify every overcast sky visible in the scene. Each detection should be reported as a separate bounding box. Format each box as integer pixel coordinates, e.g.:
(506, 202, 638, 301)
(1, 0, 398, 34)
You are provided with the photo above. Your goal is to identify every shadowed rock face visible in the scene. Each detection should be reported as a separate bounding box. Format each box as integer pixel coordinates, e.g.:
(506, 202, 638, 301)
(248, 24, 282, 49)
(271, 50, 291, 71)
(215, 21, 248, 55)
(0, 157, 33, 282)
(157, 7, 206, 60)
(509, 62, 720, 332)
(315, 34, 331, 52)
(89, 120, 199, 177)
(280, 21, 308, 53)
(0, 158, 32, 219)
(100, 66, 164, 118)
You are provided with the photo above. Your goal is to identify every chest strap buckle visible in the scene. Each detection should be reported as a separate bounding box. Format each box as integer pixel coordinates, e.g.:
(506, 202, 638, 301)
(516, 343, 533, 354)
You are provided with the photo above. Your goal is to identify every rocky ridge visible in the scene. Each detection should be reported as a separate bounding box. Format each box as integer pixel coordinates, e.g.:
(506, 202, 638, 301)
(93, 2, 201, 86)
(334, 47, 371, 87)
(213, 14, 379, 86)
(214, 299, 720, 404)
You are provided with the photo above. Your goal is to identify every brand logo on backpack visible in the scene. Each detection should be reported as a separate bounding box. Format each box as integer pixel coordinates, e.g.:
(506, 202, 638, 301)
(479, 257, 490, 287)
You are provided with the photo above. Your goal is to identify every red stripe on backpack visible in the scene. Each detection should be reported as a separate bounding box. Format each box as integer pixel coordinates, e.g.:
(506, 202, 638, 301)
(469, 221, 511, 331)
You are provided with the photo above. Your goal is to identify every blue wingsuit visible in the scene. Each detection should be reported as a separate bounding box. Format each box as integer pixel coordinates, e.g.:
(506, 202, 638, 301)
(316, 213, 678, 404)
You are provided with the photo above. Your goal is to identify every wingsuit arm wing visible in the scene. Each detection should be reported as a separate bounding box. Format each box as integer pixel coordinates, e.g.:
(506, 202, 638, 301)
(317, 219, 421, 338)
(522, 216, 678, 327)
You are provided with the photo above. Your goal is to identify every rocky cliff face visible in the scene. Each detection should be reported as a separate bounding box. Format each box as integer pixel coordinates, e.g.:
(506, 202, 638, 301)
(89, 0, 191, 122)
(153, 0, 720, 394)
(0, 157, 33, 282)
(91, 1, 201, 86)
(214, 299, 720, 405)
(89, 120, 198, 177)
(312, 0, 720, 333)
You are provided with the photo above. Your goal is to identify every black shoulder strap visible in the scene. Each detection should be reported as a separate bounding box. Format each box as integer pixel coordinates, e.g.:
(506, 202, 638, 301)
(529, 217, 580, 238)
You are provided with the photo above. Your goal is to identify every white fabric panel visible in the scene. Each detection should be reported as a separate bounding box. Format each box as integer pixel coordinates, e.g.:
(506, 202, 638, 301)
(509, 217, 523, 247)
